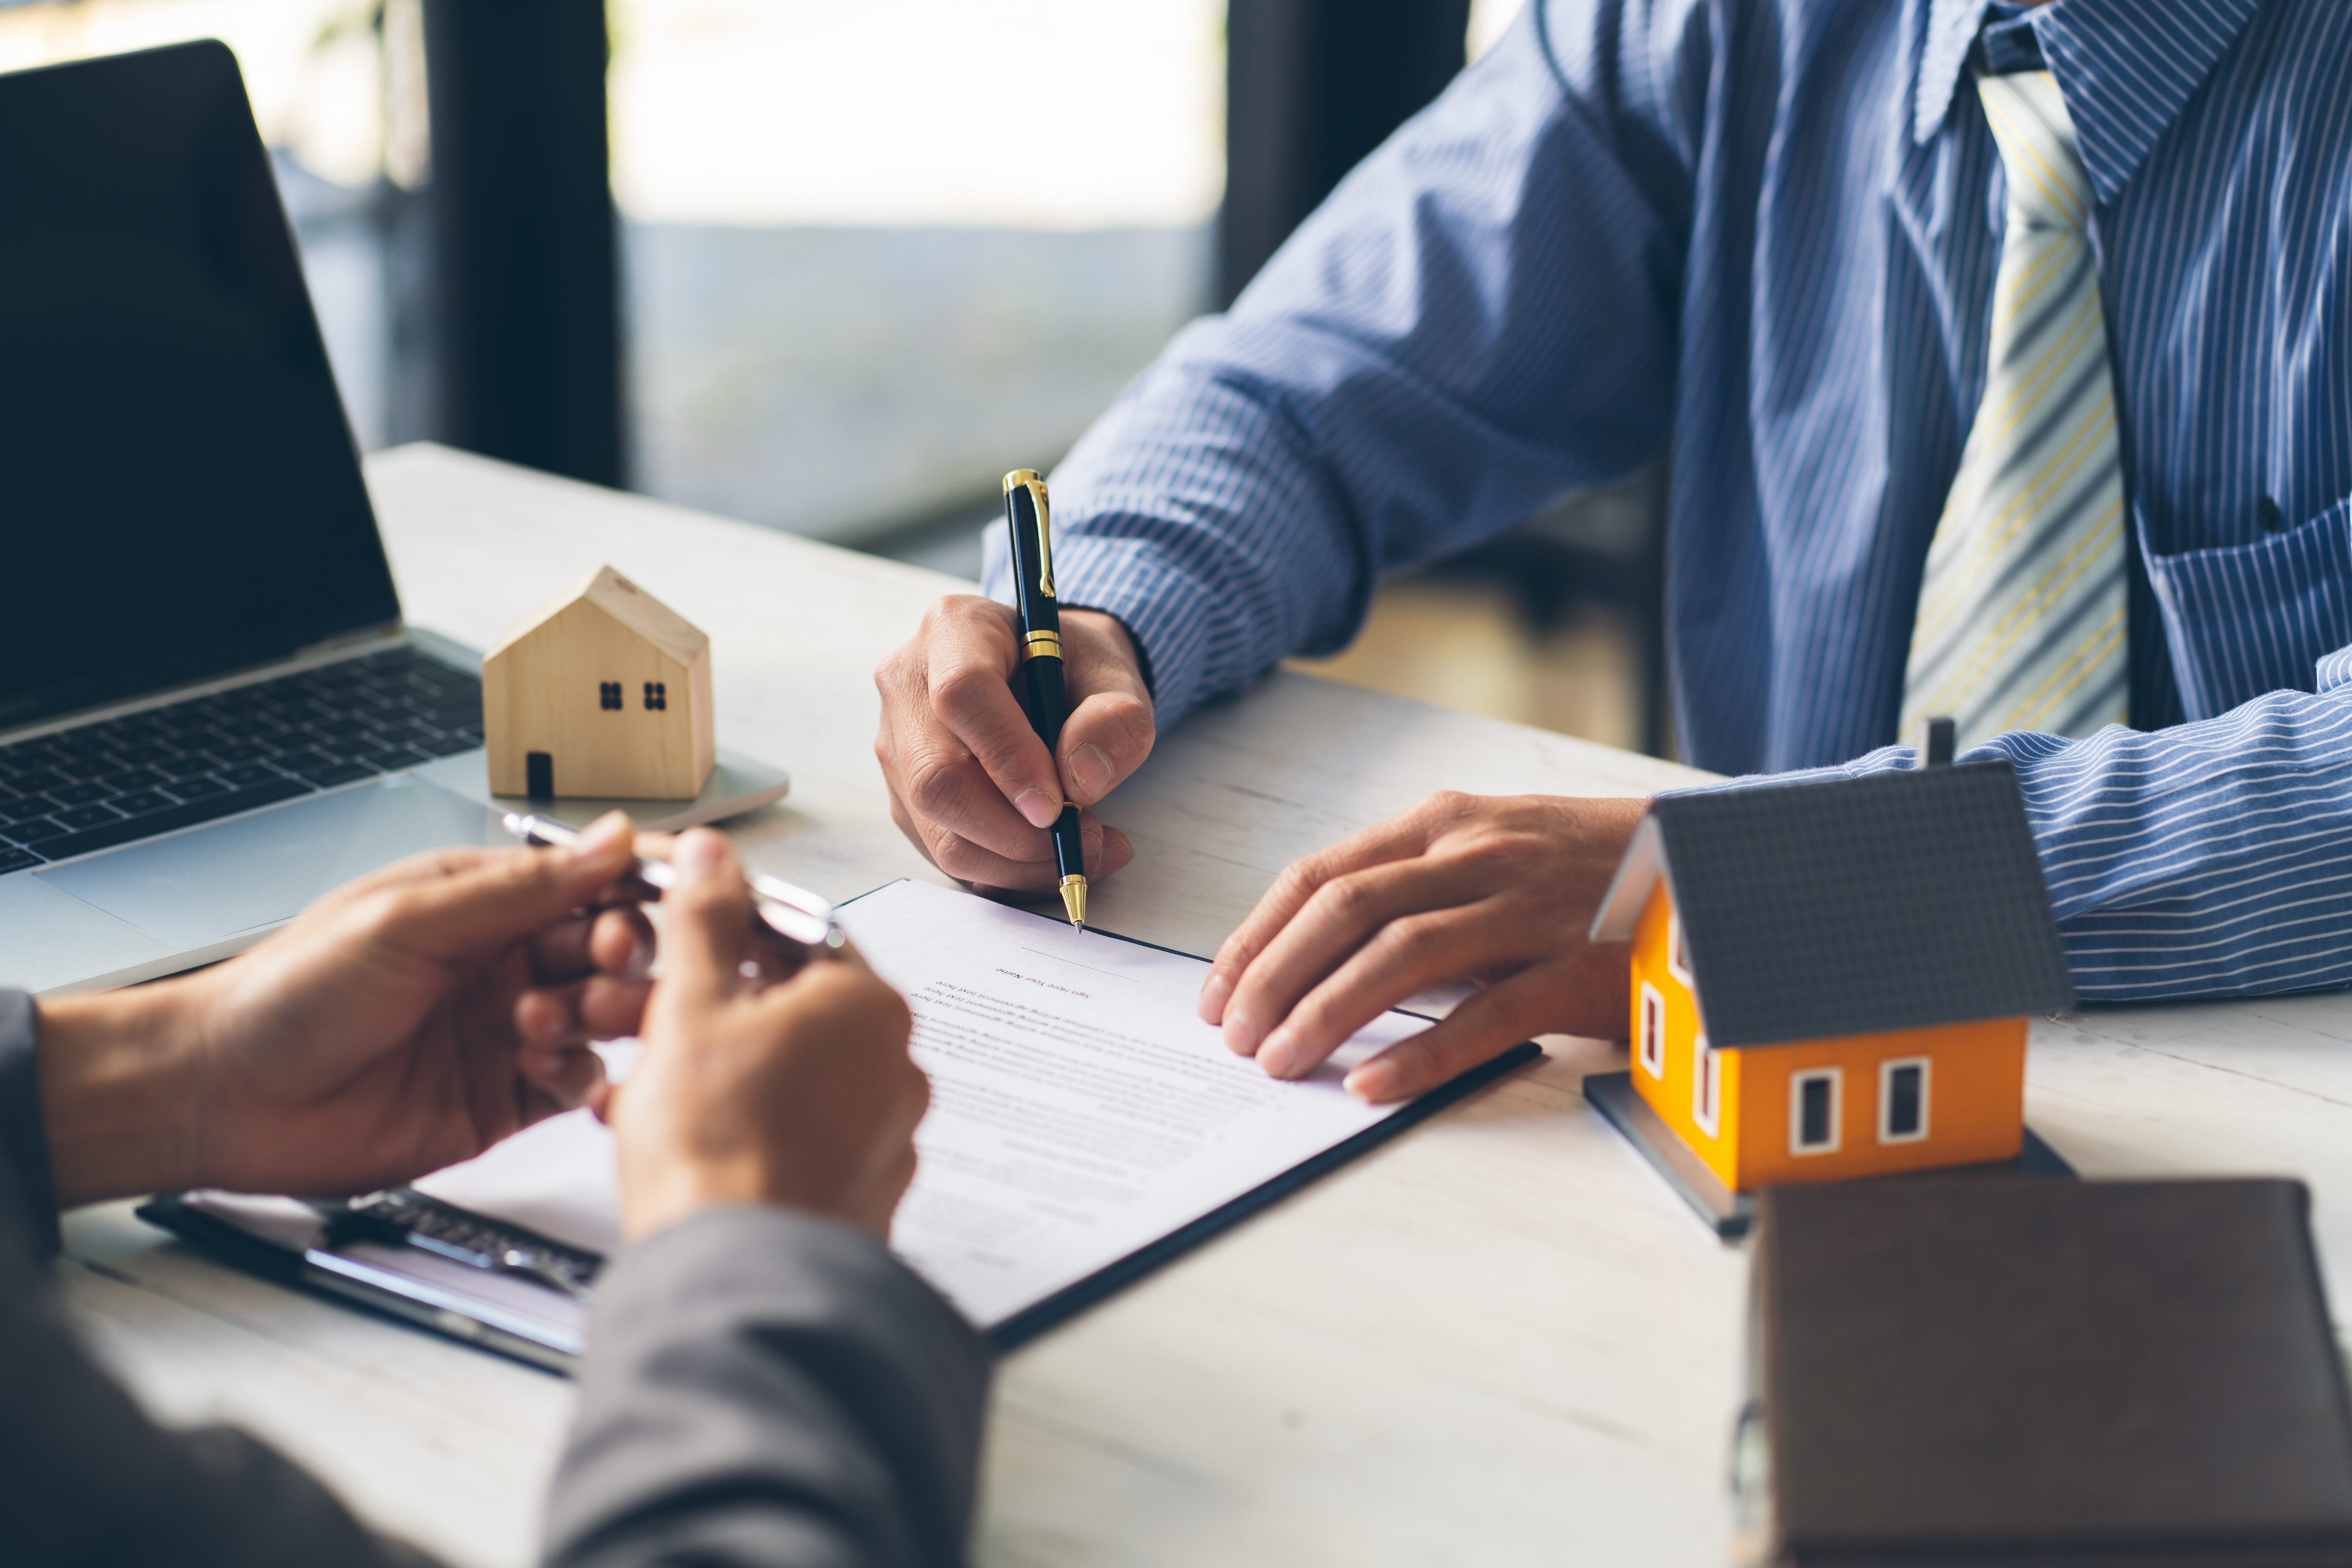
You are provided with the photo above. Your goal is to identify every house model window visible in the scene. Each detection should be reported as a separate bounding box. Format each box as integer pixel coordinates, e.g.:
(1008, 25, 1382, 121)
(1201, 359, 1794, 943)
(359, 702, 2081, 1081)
(599, 681, 623, 710)
(1692, 1036, 1719, 1138)
(1789, 1068, 1841, 1155)
(1584, 746, 2073, 1195)
(1639, 982, 1666, 1079)
(1880, 1058, 1930, 1144)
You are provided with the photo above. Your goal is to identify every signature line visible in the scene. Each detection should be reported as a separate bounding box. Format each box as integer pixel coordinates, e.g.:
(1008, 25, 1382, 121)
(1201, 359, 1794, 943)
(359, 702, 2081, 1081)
(1018, 946, 1140, 982)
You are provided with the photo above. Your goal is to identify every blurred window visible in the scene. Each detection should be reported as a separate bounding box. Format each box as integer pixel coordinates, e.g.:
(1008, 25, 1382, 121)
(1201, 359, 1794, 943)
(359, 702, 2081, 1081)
(608, 0, 1227, 552)
(0, 0, 427, 454)
(1466, 0, 1526, 60)
(2, 0, 1537, 564)
(3, 0, 1659, 751)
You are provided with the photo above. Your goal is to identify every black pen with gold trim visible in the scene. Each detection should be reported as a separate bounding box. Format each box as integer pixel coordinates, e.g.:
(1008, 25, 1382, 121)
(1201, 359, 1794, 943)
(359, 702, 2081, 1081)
(1003, 468, 1087, 930)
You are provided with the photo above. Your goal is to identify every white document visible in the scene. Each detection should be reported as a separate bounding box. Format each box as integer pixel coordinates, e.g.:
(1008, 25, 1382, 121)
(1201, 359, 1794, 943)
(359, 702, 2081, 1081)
(417, 879, 1432, 1330)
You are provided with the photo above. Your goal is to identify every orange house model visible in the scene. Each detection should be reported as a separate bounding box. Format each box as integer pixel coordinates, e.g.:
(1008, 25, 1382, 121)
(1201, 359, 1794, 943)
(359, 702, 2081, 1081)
(483, 565, 715, 802)
(1583, 746, 2073, 1235)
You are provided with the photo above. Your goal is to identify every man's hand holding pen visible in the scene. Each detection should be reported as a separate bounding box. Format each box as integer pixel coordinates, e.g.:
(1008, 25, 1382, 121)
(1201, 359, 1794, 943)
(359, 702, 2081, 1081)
(34, 812, 927, 1245)
(612, 829, 926, 1241)
(871, 470, 1642, 1104)
(873, 598, 1151, 895)
(524, 818, 923, 1241)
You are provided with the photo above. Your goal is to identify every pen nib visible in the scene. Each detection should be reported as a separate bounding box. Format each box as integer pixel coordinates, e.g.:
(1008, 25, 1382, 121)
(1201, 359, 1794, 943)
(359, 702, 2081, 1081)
(1059, 875, 1087, 932)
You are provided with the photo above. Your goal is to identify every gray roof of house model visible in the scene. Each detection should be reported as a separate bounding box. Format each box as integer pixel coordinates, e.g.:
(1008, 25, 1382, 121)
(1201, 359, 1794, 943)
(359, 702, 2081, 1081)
(1600, 761, 2073, 1049)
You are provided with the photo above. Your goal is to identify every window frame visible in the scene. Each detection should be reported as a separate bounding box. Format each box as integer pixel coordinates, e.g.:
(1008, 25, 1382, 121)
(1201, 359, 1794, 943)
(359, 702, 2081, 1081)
(1692, 1032, 1719, 1138)
(1666, 911, 1693, 986)
(1638, 980, 1666, 1080)
(1878, 1056, 1931, 1145)
(1788, 1067, 1842, 1155)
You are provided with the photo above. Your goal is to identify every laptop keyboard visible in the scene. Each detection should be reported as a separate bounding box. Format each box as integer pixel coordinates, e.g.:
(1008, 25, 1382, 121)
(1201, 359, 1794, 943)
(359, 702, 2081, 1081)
(0, 645, 483, 874)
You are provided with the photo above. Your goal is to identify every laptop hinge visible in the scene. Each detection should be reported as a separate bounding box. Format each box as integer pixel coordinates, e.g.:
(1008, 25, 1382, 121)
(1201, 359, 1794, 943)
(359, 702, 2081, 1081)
(296, 622, 405, 659)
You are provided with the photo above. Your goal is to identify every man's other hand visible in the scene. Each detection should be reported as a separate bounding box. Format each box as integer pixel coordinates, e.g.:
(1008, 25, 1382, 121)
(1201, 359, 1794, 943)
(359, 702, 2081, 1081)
(1198, 793, 1650, 1103)
(38, 812, 656, 1207)
(610, 830, 929, 1241)
(875, 595, 1151, 894)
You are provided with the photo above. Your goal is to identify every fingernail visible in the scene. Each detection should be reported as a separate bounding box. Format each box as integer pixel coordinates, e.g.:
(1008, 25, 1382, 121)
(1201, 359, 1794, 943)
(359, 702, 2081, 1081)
(1198, 970, 1230, 1023)
(1223, 1007, 1268, 1058)
(1345, 1058, 1401, 1102)
(1065, 742, 1112, 803)
(1258, 1025, 1299, 1078)
(675, 831, 728, 883)
(576, 810, 631, 859)
(1013, 787, 1062, 829)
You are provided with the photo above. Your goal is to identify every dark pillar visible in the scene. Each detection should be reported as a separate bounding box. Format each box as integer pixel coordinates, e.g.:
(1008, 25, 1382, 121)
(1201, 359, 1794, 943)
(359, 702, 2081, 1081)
(1220, 0, 1472, 307)
(421, 0, 623, 487)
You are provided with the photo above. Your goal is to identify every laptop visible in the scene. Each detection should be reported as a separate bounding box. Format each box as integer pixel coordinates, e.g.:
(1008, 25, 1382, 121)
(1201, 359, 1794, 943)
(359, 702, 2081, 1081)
(0, 41, 785, 995)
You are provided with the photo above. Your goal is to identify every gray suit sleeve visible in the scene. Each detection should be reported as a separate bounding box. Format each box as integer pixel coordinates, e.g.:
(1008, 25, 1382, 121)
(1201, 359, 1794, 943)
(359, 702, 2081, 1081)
(0, 988, 59, 1258)
(546, 1205, 991, 1568)
(0, 989, 439, 1568)
(3, 990, 987, 1568)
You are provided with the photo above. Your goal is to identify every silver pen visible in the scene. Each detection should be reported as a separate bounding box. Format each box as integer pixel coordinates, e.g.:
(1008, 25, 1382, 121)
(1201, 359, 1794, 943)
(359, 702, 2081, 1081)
(502, 813, 847, 953)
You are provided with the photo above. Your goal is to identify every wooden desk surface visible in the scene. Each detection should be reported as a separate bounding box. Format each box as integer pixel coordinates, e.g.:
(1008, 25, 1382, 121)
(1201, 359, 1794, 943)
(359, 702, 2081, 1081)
(56, 445, 2352, 1567)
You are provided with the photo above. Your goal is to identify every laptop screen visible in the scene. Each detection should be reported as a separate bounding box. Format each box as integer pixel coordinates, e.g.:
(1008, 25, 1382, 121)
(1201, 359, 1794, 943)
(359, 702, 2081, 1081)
(0, 40, 403, 733)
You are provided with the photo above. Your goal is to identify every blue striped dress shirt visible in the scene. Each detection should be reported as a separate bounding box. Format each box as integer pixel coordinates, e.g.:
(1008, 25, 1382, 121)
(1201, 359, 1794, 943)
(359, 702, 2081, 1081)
(981, 0, 2352, 1004)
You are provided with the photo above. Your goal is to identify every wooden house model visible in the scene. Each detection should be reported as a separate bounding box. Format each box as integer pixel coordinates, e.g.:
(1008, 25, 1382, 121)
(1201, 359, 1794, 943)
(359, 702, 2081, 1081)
(483, 564, 715, 801)
(1586, 750, 2072, 1193)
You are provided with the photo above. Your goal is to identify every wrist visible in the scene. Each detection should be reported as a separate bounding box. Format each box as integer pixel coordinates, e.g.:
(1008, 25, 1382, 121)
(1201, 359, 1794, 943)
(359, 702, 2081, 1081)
(621, 1166, 793, 1244)
(619, 1146, 887, 1244)
(35, 983, 205, 1207)
(1064, 606, 1154, 700)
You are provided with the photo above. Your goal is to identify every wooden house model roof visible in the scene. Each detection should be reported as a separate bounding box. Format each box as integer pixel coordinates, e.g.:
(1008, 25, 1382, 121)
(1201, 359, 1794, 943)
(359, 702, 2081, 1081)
(1590, 761, 2073, 1049)
(485, 564, 708, 666)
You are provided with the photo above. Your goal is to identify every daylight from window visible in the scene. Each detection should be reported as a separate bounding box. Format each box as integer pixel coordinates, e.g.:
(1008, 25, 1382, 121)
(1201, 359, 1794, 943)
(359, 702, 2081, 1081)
(1, 0, 1527, 554)
(607, 0, 1226, 546)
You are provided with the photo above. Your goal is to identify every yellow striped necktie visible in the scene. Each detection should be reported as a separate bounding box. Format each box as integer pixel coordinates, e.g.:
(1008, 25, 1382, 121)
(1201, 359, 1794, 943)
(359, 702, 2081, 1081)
(1902, 70, 2129, 750)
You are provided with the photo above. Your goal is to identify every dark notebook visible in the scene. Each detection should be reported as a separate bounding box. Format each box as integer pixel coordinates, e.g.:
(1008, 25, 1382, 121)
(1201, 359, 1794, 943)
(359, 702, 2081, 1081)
(1744, 1180, 2352, 1568)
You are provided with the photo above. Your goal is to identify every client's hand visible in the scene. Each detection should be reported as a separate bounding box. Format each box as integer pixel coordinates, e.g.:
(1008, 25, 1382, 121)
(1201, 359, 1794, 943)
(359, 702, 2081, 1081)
(37, 813, 656, 1207)
(609, 829, 929, 1241)
(1198, 792, 1650, 1103)
(874, 594, 1150, 894)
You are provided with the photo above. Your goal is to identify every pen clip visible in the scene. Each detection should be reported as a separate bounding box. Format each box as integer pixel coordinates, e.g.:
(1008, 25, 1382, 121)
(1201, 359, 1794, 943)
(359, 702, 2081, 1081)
(1034, 481, 1054, 599)
(331, 1190, 600, 1303)
(1004, 468, 1053, 599)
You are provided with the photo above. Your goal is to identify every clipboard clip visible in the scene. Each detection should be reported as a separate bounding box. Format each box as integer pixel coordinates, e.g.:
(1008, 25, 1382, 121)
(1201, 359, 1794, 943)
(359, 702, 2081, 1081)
(327, 1189, 603, 1303)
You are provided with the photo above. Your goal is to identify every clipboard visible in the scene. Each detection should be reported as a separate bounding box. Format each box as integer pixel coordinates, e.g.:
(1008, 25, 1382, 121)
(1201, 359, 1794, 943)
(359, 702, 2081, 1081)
(137, 895, 1544, 1370)
(139, 1039, 1538, 1369)
(138, 1185, 601, 1371)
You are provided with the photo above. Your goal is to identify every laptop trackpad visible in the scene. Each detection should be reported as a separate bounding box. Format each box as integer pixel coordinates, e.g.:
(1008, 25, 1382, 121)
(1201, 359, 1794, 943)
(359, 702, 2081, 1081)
(38, 775, 510, 949)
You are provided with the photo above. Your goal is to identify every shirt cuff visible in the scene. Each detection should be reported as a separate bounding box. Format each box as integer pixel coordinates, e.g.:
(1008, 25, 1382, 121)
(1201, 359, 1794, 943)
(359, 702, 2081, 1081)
(2317, 641, 2352, 695)
(982, 528, 1225, 726)
(0, 990, 62, 1259)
